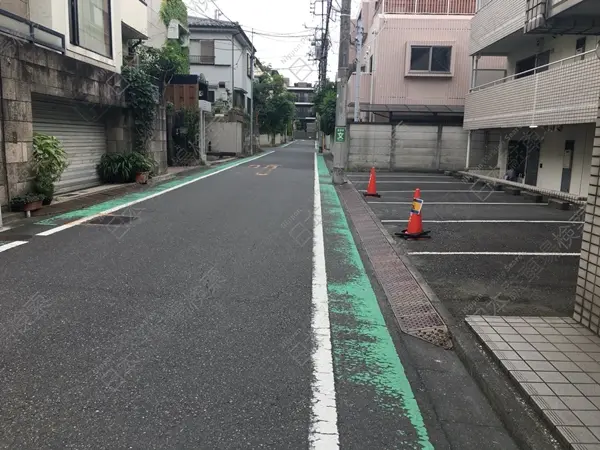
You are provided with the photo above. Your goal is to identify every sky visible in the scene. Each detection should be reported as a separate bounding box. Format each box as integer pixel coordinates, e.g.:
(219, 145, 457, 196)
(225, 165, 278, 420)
(182, 0, 362, 86)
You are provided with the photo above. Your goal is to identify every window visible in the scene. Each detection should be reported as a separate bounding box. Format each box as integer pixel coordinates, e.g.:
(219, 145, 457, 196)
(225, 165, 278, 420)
(409, 46, 451, 73)
(69, 0, 112, 57)
(208, 90, 216, 103)
(514, 51, 550, 79)
(247, 53, 252, 78)
(576, 37, 586, 60)
(369, 55, 373, 72)
(198, 40, 215, 64)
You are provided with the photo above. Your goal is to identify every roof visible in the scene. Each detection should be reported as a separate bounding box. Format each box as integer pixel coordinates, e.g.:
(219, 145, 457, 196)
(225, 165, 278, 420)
(187, 16, 256, 53)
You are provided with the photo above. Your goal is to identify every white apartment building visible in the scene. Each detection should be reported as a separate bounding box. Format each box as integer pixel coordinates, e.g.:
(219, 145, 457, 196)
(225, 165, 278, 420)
(188, 17, 255, 112)
(0, 0, 167, 203)
(465, 0, 600, 196)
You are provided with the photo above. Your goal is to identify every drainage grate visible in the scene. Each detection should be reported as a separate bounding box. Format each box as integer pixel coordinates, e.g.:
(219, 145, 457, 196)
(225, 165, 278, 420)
(87, 215, 138, 225)
(338, 184, 452, 349)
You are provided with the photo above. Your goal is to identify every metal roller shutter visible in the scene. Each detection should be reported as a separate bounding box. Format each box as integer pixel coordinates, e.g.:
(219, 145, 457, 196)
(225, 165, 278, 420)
(32, 100, 107, 194)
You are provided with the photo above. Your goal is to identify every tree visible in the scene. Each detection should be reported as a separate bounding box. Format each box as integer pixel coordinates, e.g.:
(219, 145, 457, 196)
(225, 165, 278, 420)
(253, 71, 296, 145)
(314, 81, 337, 136)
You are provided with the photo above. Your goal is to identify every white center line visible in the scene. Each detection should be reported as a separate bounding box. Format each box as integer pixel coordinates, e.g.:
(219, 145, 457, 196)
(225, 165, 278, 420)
(310, 152, 339, 449)
(408, 251, 580, 256)
(382, 220, 583, 223)
(0, 241, 27, 252)
(37, 151, 275, 236)
(369, 202, 549, 205)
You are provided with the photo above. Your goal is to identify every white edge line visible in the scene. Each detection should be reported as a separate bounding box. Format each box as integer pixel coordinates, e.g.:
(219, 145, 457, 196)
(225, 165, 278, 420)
(0, 226, 13, 233)
(0, 241, 27, 252)
(369, 202, 549, 205)
(382, 220, 583, 223)
(408, 252, 580, 256)
(37, 151, 275, 236)
(309, 152, 339, 449)
(361, 190, 505, 193)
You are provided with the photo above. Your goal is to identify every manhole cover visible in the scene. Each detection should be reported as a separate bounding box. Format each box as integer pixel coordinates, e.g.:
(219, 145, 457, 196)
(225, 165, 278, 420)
(88, 215, 138, 225)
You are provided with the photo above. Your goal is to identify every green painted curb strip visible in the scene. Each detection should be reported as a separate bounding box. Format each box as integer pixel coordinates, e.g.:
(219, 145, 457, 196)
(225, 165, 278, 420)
(317, 155, 433, 449)
(36, 155, 265, 226)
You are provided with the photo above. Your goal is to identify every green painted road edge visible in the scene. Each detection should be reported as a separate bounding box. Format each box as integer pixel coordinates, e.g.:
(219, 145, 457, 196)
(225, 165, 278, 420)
(317, 155, 433, 449)
(36, 154, 267, 226)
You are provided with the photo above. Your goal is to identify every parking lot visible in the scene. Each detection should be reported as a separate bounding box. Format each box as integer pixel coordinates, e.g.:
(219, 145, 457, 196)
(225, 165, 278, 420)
(349, 171, 584, 319)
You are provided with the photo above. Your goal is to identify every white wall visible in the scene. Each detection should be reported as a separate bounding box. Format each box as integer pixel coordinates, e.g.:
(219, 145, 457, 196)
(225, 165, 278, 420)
(121, 0, 148, 38)
(207, 121, 243, 155)
(506, 35, 600, 76)
(189, 30, 253, 100)
(537, 124, 594, 196)
(28, 0, 131, 73)
(146, 0, 168, 48)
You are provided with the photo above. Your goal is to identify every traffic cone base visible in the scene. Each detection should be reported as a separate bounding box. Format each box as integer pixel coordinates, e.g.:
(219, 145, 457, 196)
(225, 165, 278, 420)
(364, 167, 380, 197)
(394, 188, 430, 239)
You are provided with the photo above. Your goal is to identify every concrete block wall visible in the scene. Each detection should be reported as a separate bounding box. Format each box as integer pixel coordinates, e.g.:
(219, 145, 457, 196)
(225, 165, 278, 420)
(348, 123, 472, 171)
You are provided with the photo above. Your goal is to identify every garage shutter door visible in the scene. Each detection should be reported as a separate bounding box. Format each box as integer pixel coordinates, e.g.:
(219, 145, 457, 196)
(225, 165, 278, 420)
(32, 101, 107, 194)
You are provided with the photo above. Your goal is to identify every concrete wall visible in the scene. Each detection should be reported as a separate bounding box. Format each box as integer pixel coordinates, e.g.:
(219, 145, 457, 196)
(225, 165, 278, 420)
(259, 134, 286, 147)
(207, 121, 243, 155)
(347, 123, 474, 171)
(0, 35, 167, 205)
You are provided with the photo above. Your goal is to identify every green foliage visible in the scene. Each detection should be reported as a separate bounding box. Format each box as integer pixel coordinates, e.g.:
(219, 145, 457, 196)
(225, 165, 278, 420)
(10, 193, 44, 210)
(253, 72, 296, 137)
(314, 80, 337, 136)
(182, 107, 200, 148)
(122, 66, 159, 154)
(33, 176, 54, 204)
(159, 0, 187, 26)
(97, 152, 157, 183)
(32, 133, 68, 182)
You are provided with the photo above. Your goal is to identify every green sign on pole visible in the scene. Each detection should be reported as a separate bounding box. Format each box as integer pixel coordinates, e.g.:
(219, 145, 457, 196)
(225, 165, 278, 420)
(335, 127, 346, 142)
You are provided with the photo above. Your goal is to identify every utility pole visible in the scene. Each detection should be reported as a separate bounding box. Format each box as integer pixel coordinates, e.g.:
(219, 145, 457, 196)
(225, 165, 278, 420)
(353, 15, 363, 123)
(250, 28, 254, 155)
(332, 0, 351, 184)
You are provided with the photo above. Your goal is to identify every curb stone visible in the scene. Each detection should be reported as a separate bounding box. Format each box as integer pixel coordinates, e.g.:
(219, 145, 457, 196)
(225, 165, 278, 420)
(322, 158, 563, 450)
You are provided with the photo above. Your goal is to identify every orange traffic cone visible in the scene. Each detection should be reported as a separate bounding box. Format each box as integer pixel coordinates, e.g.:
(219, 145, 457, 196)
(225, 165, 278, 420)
(363, 167, 380, 198)
(395, 188, 430, 239)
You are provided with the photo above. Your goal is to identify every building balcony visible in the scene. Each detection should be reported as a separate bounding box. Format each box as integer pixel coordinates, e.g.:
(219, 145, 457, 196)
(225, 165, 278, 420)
(464, 50, 600, 130)
(189, 55, 216, 65)
(524, 0, 600, 35)
(469, 0, 527, 55)
(383, 0, 476, 14)
(0, 7, 65, 53)
(121, 0, 148, 40)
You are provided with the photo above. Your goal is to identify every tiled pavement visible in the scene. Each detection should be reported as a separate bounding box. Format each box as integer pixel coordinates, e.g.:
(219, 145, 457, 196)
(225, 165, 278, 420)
(467, 315, 600, 449)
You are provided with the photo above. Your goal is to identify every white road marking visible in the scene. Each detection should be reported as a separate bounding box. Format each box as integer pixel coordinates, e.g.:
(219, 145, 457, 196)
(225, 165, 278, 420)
(382, 220, 583, 224)
(310, 152, 339, 449)
(352, 181, 465, 184)
(0, 226, 13, 233)
(37, 151, 275, 236)
(0, 241, 27, 252)
(408, 251, 580, 256)
(361, 190, 504, 193)
(369, 202, 549, 205)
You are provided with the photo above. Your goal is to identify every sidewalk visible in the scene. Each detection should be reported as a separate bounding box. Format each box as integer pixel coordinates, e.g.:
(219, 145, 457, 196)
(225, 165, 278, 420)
(0, 158, 236, 230)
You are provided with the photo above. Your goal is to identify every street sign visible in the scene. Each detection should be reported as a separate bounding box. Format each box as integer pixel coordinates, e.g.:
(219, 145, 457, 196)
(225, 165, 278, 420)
(335, 127, 346, 142)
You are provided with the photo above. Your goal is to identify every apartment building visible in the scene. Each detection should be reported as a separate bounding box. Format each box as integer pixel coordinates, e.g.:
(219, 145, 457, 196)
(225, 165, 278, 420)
(345, 0, 506, 171)
(285, 81, 316, 139)
(0, 0, 169, 204)
(465, 0, 600, 196)
(188, 18, 256, 112)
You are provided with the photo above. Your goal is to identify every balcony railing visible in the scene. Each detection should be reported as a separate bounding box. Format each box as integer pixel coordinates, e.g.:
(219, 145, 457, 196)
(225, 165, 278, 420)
(384, 0, 476, 14)
(0, 8, 65, 53)
(464, 49, 600, 130)
(189, 55, 216, 65)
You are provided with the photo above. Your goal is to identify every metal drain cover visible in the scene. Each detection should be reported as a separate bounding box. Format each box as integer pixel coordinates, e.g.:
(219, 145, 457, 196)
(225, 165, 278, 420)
(88, 215, 138, 225)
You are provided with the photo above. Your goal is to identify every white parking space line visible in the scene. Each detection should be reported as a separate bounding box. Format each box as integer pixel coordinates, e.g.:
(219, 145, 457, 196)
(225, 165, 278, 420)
(408, 252, 580, 256)
(369, 202, 549, 205)
(0, 241, 27, 252)
(362, 190, 504, 193)
(382, 220, 583, 224)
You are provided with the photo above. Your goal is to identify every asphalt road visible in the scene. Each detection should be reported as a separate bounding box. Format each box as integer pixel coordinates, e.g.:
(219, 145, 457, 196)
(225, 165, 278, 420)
(352, 171, 582, 319)
(0, 142, 520, 449)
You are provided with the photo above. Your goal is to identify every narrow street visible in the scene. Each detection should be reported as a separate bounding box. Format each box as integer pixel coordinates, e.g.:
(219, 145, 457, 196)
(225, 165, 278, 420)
(0, 141, 516, 449)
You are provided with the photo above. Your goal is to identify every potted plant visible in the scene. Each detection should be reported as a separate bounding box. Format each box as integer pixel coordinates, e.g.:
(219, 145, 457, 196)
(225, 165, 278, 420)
(10, 193, 45, 217)
(128, 152, 156, 184)
(32, 133, 68, 205)
(97, 153, 134, 183)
